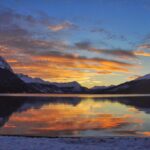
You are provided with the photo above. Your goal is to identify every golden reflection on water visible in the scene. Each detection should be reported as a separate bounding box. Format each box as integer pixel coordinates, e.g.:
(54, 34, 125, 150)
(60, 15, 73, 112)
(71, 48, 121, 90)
(0, 98, 145, 136)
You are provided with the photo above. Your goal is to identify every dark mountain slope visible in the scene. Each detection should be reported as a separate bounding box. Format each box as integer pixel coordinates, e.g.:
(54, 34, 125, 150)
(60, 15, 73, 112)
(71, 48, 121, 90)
(0, 68, 35, 93)
(91, 77, 150, 94)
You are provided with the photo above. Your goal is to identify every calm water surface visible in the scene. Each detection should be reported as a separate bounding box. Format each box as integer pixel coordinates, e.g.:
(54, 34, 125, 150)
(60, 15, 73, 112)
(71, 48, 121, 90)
(0, 94, 150, 137)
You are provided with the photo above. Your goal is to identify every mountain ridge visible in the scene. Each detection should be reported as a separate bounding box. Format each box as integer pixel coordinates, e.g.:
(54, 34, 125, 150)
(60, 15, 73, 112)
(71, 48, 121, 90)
(0, 56, 149, 94)
(89, 75, 150, 94)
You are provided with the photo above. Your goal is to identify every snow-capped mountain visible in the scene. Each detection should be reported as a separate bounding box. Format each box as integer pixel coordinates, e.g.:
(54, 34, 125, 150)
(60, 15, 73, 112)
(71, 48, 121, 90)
(18, 73, 86, 93)
(18, 74, 49, 84)
(0, 57, 36, 93)
(0, 56, 13, 72)
(91, 85, 114, 90)
(88, 85, 115, 93)
(91, 86, 108, 90)
(136, 74, 150, 80)
(51, 81, 85, 92)
(0, 56, 84, 93)
(91, 74, 150, 94)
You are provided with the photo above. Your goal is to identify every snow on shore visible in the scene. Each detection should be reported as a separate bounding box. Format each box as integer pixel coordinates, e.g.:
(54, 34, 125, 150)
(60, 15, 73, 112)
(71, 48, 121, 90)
(0, 136, 150, 150)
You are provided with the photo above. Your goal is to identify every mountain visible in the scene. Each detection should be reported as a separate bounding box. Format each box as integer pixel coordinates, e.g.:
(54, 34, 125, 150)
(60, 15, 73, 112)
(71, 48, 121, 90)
(91, 74, 150, 94)
(18, 74, 87, 93)
(89, 85, 114, 93)
(0, 56, 13, 72)
(136, 74, 150, 80)
(18, 74, 49, 84)
(0, 56, 86, 93)
(49, 81, 87, 93)
(17, 74, 62, 93)
(0, 57, 36, 93)
(0, 56, 150, 94)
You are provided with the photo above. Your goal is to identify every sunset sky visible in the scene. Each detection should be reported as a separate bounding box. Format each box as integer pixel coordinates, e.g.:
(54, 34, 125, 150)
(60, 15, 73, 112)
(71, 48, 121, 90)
(0, 0, 150, 87)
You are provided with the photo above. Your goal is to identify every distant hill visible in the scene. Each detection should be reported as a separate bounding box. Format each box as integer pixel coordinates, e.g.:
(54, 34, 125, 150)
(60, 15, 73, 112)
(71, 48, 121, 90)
(90, 74, 150, 94)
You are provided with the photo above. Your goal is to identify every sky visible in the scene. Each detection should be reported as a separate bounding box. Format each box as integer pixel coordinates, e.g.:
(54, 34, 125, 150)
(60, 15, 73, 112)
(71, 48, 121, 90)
(0, 0, 150, 88)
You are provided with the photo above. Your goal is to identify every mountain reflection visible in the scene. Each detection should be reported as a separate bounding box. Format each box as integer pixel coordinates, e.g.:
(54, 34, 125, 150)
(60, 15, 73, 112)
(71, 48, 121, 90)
(0, 95, 150, 137)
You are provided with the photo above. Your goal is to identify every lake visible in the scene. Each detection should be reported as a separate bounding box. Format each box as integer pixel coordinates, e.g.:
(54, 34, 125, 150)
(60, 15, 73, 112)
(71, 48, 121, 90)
(0, 94, 150, 137)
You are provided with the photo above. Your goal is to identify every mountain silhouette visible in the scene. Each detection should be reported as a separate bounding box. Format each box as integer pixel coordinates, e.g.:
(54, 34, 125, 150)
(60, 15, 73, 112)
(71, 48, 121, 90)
(0, 56, 149, 94)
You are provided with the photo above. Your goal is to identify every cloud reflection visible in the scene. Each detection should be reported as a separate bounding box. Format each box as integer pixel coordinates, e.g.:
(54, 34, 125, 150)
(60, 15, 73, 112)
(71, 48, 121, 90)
(2, 99, 142, 136)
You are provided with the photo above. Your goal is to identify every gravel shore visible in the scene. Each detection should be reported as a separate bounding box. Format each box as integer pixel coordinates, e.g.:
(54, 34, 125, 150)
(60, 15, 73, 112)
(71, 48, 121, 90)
(0, 136, 150, 150)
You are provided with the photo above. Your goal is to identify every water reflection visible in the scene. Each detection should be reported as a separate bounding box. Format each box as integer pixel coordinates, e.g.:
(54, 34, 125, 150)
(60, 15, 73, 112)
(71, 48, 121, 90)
(0, 96, 150, 137)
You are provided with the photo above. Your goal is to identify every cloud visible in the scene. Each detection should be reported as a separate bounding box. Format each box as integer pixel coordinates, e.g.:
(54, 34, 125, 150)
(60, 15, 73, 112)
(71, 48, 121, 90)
(0, 10, 69, 56)
(97, 71, 112, 74)
(6, 54, 137, 86)
(75, 41, 137, 59)
(91, 27, 127, 41)
(137, 44, 150, 49)
(133, 43, 150, 57)
(134, 50, 150, 57)
(127, 75, 141, 81)
(0, 8, 52, 26)
(0, 7, 139, 87)
(0, 8, 75, 56)
(100, 49, 136, 59)
(48, 21, 78, 32)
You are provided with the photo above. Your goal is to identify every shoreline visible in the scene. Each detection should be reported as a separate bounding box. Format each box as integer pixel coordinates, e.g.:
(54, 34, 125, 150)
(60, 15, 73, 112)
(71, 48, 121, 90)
(0, 136, 150, 150)
(0, 93, 150, 98)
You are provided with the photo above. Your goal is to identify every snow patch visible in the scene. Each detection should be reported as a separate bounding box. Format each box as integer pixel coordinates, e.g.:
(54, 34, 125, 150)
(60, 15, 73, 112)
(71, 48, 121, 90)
(110, 85, 129, 92)
(0, 56, 13, 72)
(18, 74, 82, 92)
(18, 74, 49, 84)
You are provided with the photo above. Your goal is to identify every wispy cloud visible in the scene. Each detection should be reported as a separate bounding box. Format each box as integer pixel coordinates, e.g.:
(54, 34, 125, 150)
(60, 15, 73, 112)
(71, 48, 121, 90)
(0, 8, 52, 26)
(127, 75, 141, 81)
(75, 41, 137, 59)
(134, 50, 150, 57)
(48, 21, 78, 32)
(137, 44, 150, 49)
(91, 27, 127, 41)
(134, 43, 150, 57)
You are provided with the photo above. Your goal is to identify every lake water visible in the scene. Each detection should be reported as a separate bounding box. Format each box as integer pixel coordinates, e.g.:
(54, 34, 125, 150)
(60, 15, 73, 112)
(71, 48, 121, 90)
(0, 94, 150, 137)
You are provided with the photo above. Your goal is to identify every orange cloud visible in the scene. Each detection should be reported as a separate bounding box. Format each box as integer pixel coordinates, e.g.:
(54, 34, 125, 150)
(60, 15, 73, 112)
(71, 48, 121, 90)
(137, 44, 150, 49)
(0, 53, 137, 87)
(127, 75, 141, 81)
(135, 50, 150, 57)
